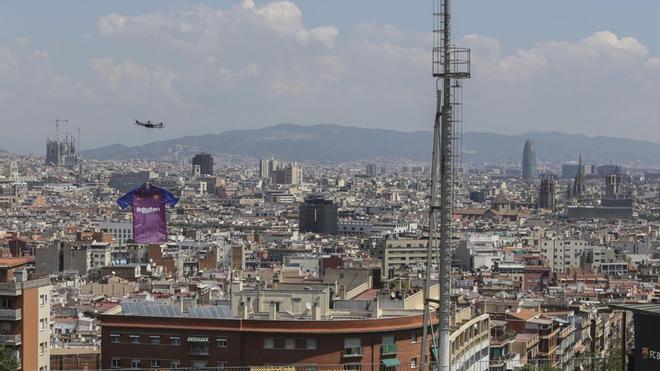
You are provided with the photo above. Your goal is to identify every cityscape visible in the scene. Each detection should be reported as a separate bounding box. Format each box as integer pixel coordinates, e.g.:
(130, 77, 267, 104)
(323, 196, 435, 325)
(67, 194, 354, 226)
(1, 1, 660, 371)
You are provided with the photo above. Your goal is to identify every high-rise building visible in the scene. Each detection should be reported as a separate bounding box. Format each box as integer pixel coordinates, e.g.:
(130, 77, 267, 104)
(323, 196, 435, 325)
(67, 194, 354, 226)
(572, 154, 586, 198)
(0, 258, 51, 370)
(366, 164, 377, 178)
(259, 159, 279, 179)
(298, 197, 338, 234)
(192, 153, 213, 176)
(521, 139, 538, 180)
(538, 177, 556, 211)
(597, 164, 619, 177)
(258, 159, 269, 178)
(273, 163, 302, 185)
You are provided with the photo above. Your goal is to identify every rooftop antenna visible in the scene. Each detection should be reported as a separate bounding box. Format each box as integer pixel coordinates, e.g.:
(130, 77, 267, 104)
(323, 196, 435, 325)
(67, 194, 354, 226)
(420, 0, 470, 370)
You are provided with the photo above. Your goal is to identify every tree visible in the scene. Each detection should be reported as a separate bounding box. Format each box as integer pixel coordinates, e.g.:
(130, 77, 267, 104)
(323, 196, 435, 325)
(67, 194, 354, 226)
(0, 346, 19, 371)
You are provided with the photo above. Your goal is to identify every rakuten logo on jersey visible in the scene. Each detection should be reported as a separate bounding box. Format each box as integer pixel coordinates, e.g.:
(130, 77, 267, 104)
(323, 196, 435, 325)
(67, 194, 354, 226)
(135, 207, 161, 214)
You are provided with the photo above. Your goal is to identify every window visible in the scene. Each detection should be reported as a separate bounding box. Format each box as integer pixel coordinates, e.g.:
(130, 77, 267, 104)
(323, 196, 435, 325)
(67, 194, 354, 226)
(411, 333, 418, 343)
(40, 318, 47, 332)
(411, 358, 417, 369)
(170, 336, 181, 345)
(150, 336, 161, 344)
(39, 342, 47, 355)
(0, 297, 9, 309)
(217, 362, 227, 369)
(151, 360, 161, 368)
(130, 335, 140, 344)
(171, 361, 181, 369)
(306, 338, 317, 350)
(111, 359, 121, 369)
(111, 334, 120, 343)
(190, 342, 209, 355)
(343, 364, 361, 371)
(217, 336, 228, 348)
(344, 338, 362, 356)
(264, 338, 274, 349)
(131, 360, 140, 369)
(39, 294, 47, 307)
(285, 338, 295, 350)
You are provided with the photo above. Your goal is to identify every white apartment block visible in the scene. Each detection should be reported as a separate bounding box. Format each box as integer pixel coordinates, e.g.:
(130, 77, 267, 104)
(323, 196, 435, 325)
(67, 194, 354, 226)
(539, 239, 589, 273)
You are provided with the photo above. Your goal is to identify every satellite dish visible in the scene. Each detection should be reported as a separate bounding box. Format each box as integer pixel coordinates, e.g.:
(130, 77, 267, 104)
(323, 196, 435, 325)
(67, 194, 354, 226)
(111, 271, 116, 275)
(305, 302, 312, 310)
(390, 291, 396, 299)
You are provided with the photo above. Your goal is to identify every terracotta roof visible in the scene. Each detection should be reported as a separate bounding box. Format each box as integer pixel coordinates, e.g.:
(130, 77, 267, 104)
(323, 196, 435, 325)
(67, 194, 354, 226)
(506, 308, 540, 321)
(0, 258, 31, 268)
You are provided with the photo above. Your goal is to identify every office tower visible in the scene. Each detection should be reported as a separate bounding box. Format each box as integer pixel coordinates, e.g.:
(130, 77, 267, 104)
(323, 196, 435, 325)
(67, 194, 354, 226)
(380, 166, 387, 176)
(259, 159, 279, 179)
(192, 153, 213, 176)
(597, 164, 619, 177)
(366, 164, 377, 177)
(273, 163, 302, 185)
(521, 139, 538, 180)
(572, 154, 586, 198)
(605, 170, 623, 200)
(538, 177, 556, 211)
(285, 164, 302, 185)
(259, 159, 270, 178)
(299, 197, 338, 234)
(0, 258, 51, 370)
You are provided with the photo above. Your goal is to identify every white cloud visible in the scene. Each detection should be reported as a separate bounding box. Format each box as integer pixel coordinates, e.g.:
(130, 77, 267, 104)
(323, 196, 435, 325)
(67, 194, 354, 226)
(3, 1, 660, 152)
(89, 58, 177, 102)
(460, 31, 660, 138)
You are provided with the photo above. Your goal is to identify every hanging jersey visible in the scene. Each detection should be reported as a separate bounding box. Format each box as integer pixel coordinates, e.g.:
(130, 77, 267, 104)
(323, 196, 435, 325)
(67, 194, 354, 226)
(117, 184, 179, 243)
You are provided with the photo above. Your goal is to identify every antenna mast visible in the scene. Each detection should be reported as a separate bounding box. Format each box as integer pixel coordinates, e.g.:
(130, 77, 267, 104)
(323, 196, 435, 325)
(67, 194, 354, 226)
(420, 0, 470, 370)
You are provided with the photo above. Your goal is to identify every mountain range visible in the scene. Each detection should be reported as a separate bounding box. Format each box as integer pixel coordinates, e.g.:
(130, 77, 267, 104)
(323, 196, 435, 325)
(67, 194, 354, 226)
(79, 124, 660, 165)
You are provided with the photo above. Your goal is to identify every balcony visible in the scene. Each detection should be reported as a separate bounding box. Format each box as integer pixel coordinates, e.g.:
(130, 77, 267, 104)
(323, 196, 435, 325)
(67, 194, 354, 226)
(381, 344, 397, 356)
(0, 309, 21, 321)
(0, 277, 51, 296)
(0, 283, 21, 296)
(0, 334, 21, 345)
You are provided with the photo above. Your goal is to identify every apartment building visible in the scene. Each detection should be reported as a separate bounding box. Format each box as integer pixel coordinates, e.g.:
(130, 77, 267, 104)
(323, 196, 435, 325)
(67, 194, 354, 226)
(0, 258, 51, 371)
(538, 239, 590, 273)
(101, 302, 432, 370)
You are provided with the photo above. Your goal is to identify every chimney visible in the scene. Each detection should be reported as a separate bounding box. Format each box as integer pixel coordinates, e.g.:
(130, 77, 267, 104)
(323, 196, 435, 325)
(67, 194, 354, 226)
(371, 297, 380, 318)
(239, 301, 248, 319)
(312, 299, 321, 321)
(231, 279, 243, 295)
(269, 301, 278, 320)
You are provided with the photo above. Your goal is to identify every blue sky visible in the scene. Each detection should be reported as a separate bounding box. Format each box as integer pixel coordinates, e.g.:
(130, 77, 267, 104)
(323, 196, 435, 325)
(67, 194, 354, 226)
(1, 1, 659, 152)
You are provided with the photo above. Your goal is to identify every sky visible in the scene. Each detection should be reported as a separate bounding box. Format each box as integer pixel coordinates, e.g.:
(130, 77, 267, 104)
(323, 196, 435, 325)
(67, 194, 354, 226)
(1, 0, 660, 153)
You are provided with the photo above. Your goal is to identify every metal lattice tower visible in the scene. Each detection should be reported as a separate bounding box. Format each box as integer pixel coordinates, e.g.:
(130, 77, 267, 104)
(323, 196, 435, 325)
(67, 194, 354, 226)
(420, 0, 470, 370)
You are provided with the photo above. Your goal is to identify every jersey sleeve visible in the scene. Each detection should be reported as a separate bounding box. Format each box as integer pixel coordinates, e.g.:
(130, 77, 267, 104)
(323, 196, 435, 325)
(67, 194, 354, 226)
(161, 188, 180, 207)
(117, 190, 134, 209)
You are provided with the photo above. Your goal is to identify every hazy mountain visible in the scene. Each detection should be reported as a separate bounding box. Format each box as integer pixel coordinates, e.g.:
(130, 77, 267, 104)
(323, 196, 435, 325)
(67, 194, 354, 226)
(81, 124, 660, 165)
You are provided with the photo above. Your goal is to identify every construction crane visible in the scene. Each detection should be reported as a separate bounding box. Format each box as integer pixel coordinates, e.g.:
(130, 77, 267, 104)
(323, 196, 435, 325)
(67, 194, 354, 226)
(30, 117, 70, 139)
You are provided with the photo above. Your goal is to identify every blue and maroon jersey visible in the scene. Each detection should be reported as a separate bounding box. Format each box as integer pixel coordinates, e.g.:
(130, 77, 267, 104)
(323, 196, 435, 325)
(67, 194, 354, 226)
(117, 184, 179, 244)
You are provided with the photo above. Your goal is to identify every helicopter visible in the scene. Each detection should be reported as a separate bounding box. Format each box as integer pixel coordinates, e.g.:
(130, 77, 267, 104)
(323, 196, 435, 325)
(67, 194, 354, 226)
(134, 120, 165, 129)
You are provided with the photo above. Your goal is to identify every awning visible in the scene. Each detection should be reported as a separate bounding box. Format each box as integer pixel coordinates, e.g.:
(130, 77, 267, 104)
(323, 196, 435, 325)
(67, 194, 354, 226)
(381, 358, 400, 367)
(187, 336, 209, 343)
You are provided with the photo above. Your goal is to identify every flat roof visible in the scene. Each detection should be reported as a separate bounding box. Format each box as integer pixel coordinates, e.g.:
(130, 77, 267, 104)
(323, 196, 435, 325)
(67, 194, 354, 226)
(609, 303, 660, 316)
